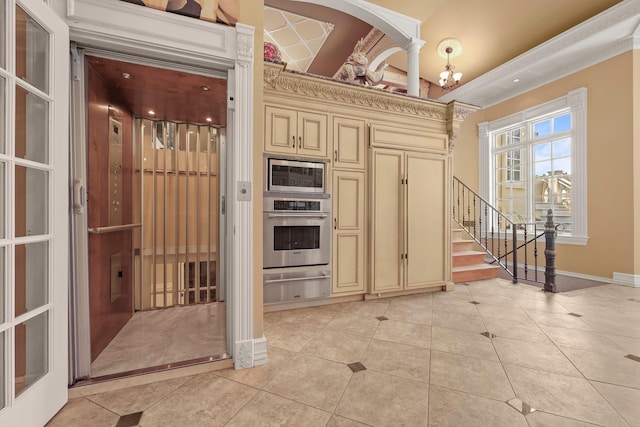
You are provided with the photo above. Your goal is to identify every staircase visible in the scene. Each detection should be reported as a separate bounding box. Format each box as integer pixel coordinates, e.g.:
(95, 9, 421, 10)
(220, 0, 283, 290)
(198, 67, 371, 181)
(452, 229, 499, 283)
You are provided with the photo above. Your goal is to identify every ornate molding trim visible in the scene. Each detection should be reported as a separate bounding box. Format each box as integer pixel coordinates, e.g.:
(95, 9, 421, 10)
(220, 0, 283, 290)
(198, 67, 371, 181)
(235, 340, 253, 369)
(439, 0, 640, 106)
(236, 24, 254, 68)
(265, 65, 447, 119)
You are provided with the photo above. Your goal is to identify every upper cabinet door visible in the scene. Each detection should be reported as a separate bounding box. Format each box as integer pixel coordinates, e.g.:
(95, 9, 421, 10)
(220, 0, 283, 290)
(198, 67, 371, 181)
(333, 116, 365, 170)
(0, 1, 70, 426)
(265, 106, 328, 158)
(265, 105, 296, 155)
(297, 111, 327, 158)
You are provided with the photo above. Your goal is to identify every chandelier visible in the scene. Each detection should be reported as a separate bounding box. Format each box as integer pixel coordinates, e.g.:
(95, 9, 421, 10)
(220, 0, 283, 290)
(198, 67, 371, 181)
(437, 38, 463, 90)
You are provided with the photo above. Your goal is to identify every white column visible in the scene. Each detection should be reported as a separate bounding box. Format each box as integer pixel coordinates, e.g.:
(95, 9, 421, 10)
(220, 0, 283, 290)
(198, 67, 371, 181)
(404, 38, 424, 97)
(230, 23, 256, 369)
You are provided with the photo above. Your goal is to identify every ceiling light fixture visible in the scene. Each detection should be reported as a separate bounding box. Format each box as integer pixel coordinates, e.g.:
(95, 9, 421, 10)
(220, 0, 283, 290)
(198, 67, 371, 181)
(201, 85, 210, 91)
(148, 110, 155, 115)
(122, 72, 132, 79)
(206, 117, 212, 122)
(513, 78, 520, 83)
(437, 38, 463, 91)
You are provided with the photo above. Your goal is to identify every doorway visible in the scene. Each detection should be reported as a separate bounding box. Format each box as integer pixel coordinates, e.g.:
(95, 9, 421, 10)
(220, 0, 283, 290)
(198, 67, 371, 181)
(79, 54, 229, 379)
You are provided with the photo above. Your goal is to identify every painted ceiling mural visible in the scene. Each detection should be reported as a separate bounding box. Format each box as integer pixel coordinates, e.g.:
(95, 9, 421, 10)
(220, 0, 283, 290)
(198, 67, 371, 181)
(120, 0, 238, 25)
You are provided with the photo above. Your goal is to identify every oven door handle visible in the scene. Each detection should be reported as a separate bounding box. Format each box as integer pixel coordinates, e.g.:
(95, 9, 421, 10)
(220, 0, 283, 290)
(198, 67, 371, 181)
(266, 213, 329, 219)
(264, 275, 329, 284)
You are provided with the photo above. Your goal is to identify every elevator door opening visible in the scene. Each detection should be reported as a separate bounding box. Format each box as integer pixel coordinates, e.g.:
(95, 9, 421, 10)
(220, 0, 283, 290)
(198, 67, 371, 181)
(82, 55, 228, 379)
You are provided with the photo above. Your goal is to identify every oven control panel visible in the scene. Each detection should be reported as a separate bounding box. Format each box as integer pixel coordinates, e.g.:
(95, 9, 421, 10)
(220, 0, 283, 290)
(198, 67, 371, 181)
(273, 200, 321, 211)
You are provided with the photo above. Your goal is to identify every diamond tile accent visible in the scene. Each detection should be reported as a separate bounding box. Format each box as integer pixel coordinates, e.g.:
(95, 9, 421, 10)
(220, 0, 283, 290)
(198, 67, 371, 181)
(116, 412, 143, 427)
(470, 301, 480, 305)
(567, 312, 583, 317)
(480, 332, 496, 339)
(625, 354, 640, 363)
(506, 398, 536, 415)
(376, 316, 389, 321)
(347, 362, 367, 373)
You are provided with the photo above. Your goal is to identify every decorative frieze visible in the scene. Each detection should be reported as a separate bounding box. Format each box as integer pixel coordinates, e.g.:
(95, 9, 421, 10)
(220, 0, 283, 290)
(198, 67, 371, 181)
(264, 63, 448, 119)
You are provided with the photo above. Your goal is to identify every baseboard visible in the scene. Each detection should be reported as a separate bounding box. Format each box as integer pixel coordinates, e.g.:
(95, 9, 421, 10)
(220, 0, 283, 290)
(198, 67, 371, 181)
(612, 272, 640, 288)
(486, 257, 613, 284)
(254, 336, 268, 367)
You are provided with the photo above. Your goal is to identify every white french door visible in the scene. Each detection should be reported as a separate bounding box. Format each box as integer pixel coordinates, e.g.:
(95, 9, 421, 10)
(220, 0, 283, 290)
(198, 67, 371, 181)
(0, 0, 69, 426)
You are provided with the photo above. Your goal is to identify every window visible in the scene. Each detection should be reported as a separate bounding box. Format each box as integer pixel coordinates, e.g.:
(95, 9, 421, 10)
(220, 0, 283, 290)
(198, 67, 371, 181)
(478, 88, 588, 245)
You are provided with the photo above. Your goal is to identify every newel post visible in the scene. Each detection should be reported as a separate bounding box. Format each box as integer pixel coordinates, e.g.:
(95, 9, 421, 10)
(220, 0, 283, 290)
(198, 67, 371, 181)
(544, 209, 557, 293)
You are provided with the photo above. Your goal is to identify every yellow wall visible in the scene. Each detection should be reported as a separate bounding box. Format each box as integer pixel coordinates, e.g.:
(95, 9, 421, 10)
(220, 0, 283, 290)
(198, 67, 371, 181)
(237, 1, 265, 338)
(454, 51, 636, 279)
(634, 48, 640, 274)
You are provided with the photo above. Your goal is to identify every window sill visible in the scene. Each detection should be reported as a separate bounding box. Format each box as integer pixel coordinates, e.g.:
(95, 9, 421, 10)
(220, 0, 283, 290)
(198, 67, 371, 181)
(556, 235, 589, 246)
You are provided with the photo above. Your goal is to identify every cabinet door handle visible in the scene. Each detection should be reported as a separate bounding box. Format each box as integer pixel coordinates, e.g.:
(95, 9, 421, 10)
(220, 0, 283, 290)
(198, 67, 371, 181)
(334, 218, 337, 230)
(298, 136, 302, 149)
(292, 136, 295, 147)
(334, 150, 338, 162)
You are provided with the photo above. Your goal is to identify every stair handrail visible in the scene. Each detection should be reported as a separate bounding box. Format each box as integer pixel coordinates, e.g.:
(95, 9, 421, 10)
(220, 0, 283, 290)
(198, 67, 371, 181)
(452, 176, 517, 281)
(452, 176, 557, 291)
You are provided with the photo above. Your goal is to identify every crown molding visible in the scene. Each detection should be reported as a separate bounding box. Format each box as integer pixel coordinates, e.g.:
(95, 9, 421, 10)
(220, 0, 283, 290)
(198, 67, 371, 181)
(264, 62, 449, 119)
(440, 0, 640, 107)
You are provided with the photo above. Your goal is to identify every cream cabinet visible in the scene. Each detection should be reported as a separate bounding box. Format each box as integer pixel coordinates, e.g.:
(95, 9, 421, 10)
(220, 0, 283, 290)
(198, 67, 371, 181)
(370, 148, 447, 293)
(333, 116, 366, 170)
(264, 105, 328, 158)
(332, 170, 366, 295)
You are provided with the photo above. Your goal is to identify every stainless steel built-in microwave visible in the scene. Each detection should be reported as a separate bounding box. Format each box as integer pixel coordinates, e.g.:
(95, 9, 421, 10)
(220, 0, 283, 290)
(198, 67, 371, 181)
(267, 158, 325, 193)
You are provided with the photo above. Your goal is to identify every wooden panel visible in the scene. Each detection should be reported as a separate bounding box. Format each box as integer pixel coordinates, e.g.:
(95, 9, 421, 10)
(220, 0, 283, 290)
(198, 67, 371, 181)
(265, 105, 296, 155)
(333, 171, 365, 294)
(87, 63, 134, 361)
(333, 116, 365, 170)
(86, 56, 227, 126)
(298, 110, 327, 158)
(370, 124, 447, 153)
(371, 149, 403, 293)
(406, 153, 446, 288)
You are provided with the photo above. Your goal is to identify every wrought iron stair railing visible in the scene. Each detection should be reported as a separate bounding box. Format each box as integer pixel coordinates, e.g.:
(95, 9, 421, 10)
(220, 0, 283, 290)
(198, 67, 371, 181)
(452, 176, 557, 292)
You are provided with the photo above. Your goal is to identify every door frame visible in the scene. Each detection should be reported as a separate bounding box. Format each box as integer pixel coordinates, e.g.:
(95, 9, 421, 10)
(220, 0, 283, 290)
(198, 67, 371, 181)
(53, 0, 264, 379)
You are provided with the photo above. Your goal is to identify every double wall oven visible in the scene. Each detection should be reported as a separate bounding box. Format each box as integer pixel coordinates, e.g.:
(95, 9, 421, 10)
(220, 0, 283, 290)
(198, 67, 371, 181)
(263, 158, 331, 304)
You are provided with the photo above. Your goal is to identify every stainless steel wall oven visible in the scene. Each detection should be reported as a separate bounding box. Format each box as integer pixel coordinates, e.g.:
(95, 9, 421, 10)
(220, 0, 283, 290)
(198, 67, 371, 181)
(263, 194, 331, 269)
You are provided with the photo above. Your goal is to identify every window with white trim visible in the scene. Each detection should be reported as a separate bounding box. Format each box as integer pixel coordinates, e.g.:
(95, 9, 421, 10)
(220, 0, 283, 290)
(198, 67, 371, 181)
(478, 88, 588, 245)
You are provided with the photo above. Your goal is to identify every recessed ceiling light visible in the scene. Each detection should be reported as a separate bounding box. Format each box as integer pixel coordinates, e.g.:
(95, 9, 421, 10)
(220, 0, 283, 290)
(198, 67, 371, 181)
(122, 72, 132, 79)
(148, 110, 155, 115)
(513, 78, 520, 83)
(201, 85, 210, 91)
(206, 117, 212, 122)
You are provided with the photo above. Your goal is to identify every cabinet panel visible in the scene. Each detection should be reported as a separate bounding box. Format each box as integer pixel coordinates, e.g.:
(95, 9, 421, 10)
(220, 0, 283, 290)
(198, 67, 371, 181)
(333, 171, 365, 294)
(406, 153, 446, 288)
(333, 116, 365, 170)
(371, 149, 403, 293)
(371, 124, 447, 153)
(265, 106, 296, 155)
(298, 111, 327, 158)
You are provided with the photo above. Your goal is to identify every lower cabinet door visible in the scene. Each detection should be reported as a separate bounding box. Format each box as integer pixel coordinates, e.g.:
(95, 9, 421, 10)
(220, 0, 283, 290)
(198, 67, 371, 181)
(332, 170, 365, 294)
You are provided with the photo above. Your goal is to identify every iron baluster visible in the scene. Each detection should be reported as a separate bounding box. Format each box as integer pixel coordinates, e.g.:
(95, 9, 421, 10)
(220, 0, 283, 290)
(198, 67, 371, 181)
(512, 226, 518, 284)
(473, 196, 477, 238)
(523, 226, 529, 280)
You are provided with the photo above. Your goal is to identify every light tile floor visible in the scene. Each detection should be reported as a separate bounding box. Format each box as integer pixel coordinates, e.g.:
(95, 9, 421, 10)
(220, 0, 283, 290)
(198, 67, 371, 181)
(48, 278, 640, 426)
(91, 303, 227, 377)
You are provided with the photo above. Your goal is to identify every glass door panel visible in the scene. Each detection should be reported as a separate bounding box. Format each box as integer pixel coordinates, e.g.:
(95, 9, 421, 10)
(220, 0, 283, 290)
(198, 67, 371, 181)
(14, 242, 48, 317)
(0, 0, 68, 425)
(14, 86, 49, 163)
(15, 6, 49, 94)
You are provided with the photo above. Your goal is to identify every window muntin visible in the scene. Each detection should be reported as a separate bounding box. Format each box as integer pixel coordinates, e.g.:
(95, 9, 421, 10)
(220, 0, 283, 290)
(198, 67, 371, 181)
(492, 110, 574, 232)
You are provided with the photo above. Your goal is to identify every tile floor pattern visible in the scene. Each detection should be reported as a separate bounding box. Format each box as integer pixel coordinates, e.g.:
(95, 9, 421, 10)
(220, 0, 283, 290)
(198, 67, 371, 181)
(49, 279, 640, 426)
